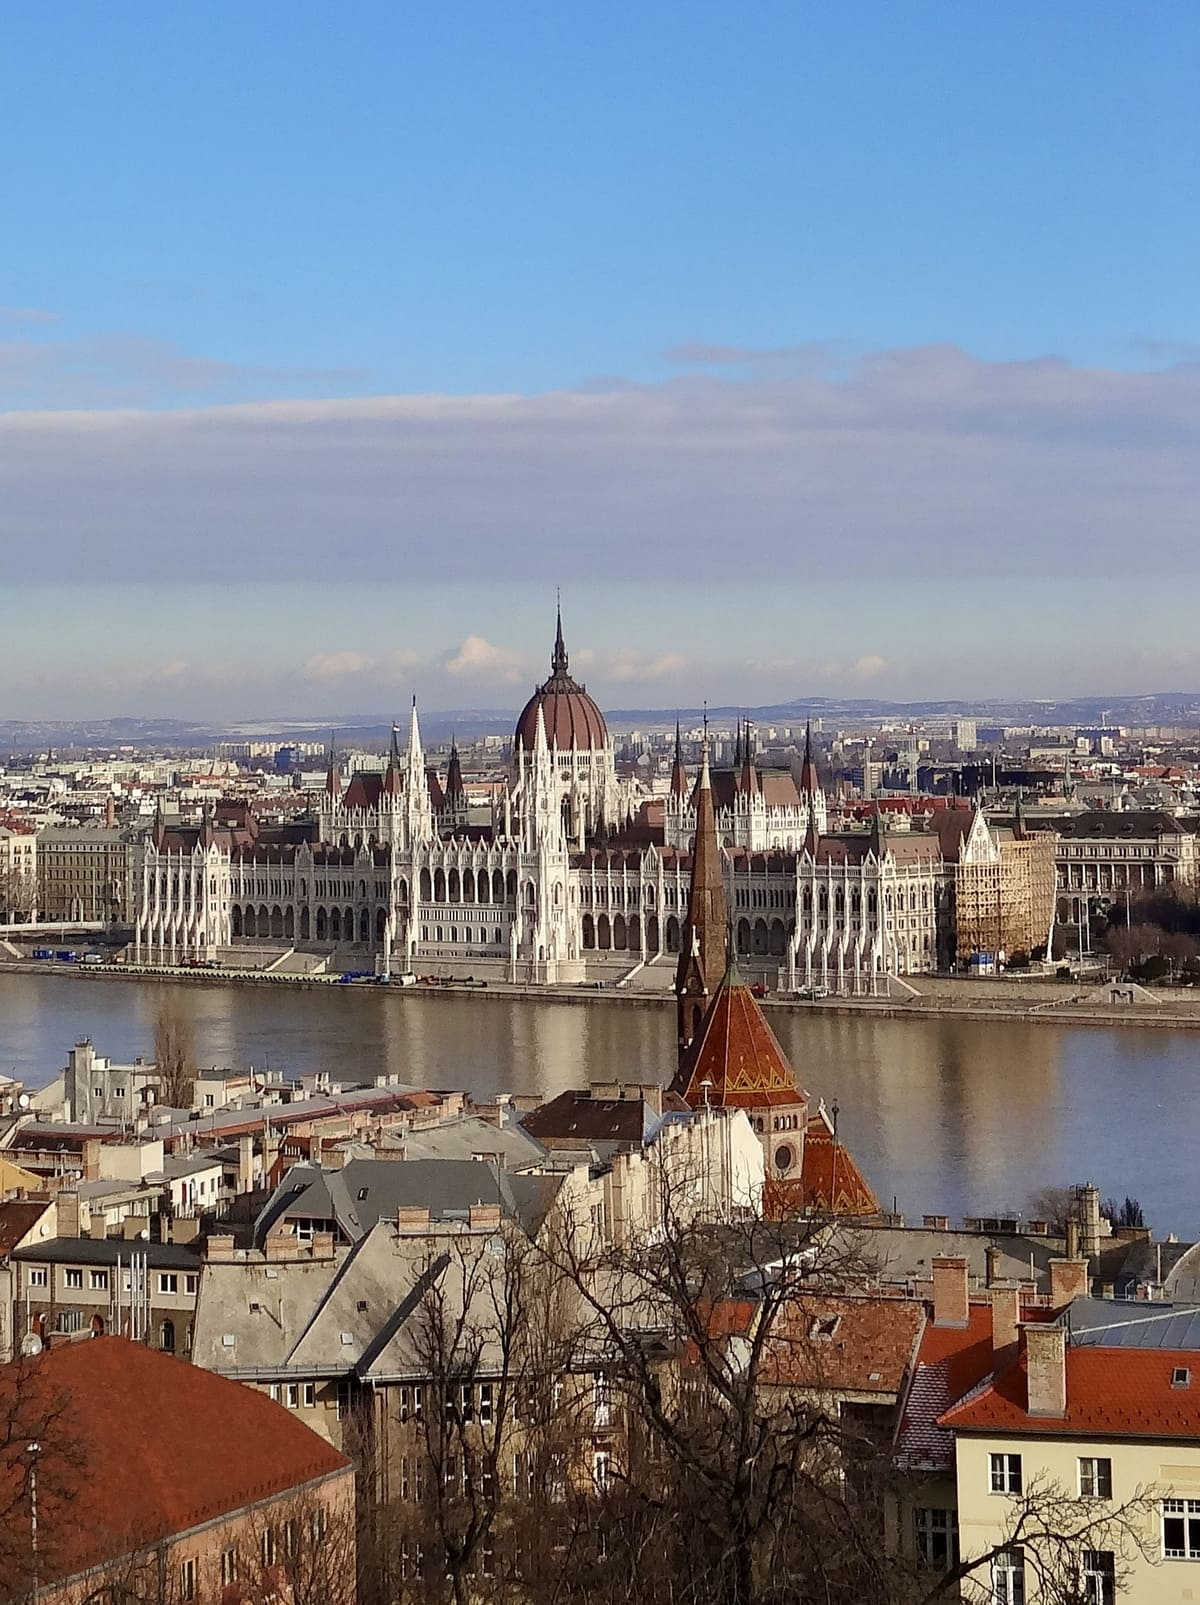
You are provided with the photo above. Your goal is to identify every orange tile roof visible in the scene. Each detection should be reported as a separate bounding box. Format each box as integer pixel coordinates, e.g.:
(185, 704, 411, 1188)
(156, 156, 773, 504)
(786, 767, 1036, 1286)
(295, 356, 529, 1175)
(0, 1337, 349, 1591)
(761, 1294, 925, 1396)
(941, 1342, 1200, 1439)
(677, 969, 808, 1111)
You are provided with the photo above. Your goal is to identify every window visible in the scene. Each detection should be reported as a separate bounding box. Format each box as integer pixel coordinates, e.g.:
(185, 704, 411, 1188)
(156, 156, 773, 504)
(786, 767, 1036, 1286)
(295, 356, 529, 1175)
(179, 1559, 196, 1601)
(1081, 1550, 1115, 1605)
(28, 1267, 47, 1289)
(1162, 1497, 1200, 1558)
(89, 1269, 109, 1291)
(185, 1274, 198, 1295)
(593, 1450, 612, 1495)
(400, 1384, 424, 1422)
(286, 1383, 300, 1409)
(220, 1549, 238, 1587)
(914, 1507, 959, 1572)
(261, 1528, 277, 1567)
(513, 1451, 535, 1498)
(479, 1381, 494, 1424)
(158, 1273, 178, 1295)
(990, 1452, 1022, 1494)
(64, 1268, 83, 1289)
(593, 1372, 612, 1428)
(992, 1547, 1024, 1605)
(336, 1381, 354, 1420)
(303, 1382, 315, 1408)
(1079, 1457, 1112, 1499)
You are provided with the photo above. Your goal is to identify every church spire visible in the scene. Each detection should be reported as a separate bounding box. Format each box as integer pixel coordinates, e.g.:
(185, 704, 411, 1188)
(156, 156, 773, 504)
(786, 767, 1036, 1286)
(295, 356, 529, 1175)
(446, 736, 464, 802)
(383, 723, 403, 796)
(673, 731, 729, 1073)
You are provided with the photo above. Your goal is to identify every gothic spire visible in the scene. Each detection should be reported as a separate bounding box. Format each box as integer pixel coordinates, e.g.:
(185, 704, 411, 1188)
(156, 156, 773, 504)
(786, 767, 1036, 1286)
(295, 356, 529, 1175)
(446, 736, 465, 802)
(551, 593, 568, 676)
(383, 723, 403, 796)
(673, 731, 729, 1076)
(670, 719, 688, 799)
(325, 731, 342, 799)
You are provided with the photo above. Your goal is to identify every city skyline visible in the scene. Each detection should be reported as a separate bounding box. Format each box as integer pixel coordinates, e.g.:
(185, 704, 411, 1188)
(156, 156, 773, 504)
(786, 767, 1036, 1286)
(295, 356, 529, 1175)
(4, 4, 1199, 716)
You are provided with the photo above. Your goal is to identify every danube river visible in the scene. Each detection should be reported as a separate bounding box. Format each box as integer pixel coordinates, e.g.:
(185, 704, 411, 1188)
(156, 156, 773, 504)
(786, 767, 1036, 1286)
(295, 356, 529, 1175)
(2, 971, 1198, 1237)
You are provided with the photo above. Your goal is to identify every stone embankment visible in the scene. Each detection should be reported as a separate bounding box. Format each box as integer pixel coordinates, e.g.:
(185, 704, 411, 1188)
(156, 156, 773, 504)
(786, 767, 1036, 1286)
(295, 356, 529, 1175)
(3, 951, 1200, 1029)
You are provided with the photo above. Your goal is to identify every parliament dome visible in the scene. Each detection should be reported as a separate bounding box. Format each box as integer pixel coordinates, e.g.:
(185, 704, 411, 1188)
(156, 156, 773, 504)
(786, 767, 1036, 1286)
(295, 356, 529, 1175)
(514, 609, 608, 753)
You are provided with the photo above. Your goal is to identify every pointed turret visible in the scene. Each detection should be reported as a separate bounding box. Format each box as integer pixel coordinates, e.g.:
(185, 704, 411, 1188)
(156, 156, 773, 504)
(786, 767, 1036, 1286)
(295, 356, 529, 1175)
(152, 794, 166, 851)
(446, 737, 465, 803)
(1013, 788, 1027, 841)
(799, 721, 820, 796)
(325, 732, 342, 800)
(869, 802, 888, 860)
(670, 720, 688, 799)
(673, 735, 729, 1068)
(740, 718, 759, 795)
(733, 719, 743, 769)
(383, 723, 403, 796)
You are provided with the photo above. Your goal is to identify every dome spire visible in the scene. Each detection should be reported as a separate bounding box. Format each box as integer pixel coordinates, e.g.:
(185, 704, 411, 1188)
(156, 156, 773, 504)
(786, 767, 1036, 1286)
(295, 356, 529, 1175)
(552, 591, 568, 676)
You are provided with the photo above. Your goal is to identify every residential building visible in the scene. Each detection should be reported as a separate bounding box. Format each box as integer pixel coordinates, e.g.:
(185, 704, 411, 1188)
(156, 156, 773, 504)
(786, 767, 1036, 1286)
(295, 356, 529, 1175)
(36, 824, 129, 922)
(12, 1232, 203, 1351)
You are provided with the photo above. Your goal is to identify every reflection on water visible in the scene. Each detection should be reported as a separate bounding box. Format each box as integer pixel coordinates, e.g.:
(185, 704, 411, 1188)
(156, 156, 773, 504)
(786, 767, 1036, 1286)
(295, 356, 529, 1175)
(1, 973, 1197, 1237)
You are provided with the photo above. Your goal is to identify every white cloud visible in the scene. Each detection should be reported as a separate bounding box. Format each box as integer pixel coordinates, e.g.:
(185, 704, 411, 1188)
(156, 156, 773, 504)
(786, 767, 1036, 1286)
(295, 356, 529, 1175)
(302, 649, 420, 684)
(443, 635, 524, 683)
(850, 654, 887, 681)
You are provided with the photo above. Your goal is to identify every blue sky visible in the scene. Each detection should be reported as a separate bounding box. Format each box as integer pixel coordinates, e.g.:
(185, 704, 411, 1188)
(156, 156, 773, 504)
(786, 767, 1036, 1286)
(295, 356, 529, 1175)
(2, 3, 1199, 717)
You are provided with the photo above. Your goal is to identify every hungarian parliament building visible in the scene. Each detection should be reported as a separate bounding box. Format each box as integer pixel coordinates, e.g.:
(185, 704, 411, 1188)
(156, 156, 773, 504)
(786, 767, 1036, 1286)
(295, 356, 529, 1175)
(133, 613, 1055, 993)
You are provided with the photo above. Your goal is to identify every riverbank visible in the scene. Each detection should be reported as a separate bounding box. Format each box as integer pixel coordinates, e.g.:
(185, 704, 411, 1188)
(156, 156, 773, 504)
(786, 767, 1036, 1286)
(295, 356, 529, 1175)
(5, 956, 1200, 1032)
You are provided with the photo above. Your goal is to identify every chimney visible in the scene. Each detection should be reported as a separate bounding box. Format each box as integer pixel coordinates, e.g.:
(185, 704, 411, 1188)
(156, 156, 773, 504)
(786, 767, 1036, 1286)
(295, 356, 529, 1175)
(922, 1214, 950, 1231)
(469, 1203, 502, 1231)
(82, 1139, 101, 1183)
(1078, 1183, 1102, 1259)
(1065, 1218, 1080, 1259)
(206, 1234, 236, 1262)
(985, 1245, 1001, 1287)
(56, 1188, 83, 1239)
(265, 1232, 301, 1262)
(396, 1206, 430, 1232)
(311, 1230, 336, 1259)
(990, 1284, 1021, 1370)
(1024, 1323, 1067, 1417)
(237, 1133, 255, 1194)
(931, 1256, 970, 1328)
(642, 1083, 664, 1117)
(1048, 1257, 1090, 1308)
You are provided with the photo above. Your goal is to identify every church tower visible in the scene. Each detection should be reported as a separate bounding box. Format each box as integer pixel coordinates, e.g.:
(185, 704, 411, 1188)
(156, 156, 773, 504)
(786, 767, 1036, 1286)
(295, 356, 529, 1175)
(673, 735, 728, 1067)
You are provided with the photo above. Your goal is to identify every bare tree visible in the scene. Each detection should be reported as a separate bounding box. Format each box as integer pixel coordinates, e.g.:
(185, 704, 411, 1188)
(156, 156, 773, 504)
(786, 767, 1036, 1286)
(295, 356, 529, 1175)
(152, 1000, 194, 1111)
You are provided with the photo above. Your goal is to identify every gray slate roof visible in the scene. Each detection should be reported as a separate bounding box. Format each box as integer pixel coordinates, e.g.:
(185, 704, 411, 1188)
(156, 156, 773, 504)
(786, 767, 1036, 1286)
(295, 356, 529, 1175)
(1069, 1296, 1200, 1350)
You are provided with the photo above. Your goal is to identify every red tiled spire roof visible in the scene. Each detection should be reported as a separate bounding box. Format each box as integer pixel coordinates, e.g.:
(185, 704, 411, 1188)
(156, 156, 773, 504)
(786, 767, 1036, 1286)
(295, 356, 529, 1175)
(673, 736, 728, 1063)
(796, 1107, 878, 1216)
(675, 962, 807, 1109)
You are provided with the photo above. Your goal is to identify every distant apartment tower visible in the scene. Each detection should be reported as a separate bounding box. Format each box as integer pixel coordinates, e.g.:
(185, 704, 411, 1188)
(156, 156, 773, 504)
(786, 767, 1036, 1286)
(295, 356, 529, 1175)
(953, 718, 977, 753)
(36, 826, 130, 923)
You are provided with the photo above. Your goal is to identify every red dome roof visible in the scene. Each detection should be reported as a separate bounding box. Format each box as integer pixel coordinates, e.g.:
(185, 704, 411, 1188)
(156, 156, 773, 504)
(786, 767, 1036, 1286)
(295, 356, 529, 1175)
(514, 610, 608, 752)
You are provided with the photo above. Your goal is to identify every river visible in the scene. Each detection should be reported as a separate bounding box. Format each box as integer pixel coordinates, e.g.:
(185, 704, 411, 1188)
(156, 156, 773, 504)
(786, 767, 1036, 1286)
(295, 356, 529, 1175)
(1, 972, 1197, 1237)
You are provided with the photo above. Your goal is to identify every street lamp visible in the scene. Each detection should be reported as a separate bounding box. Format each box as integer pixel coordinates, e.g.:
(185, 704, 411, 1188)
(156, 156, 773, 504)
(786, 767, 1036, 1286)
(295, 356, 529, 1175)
(26, 1440, 40, 1605)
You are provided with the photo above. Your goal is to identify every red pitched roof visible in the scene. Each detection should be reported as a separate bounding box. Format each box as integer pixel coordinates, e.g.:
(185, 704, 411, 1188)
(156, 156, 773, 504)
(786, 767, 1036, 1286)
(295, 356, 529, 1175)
(677, 969, 808, 1111)
(941, 1344, 1200, 1440)
(761, 1294, 925, 1397)
(0, 1338, 349, 1590)
(0, 1199, 50, 1258)
(895, 1300, 997, 1470)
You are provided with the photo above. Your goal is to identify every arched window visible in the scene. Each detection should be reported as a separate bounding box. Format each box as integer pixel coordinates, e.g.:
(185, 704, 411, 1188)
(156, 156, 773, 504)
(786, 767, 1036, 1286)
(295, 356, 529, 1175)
(160, 1319, 176, 1353)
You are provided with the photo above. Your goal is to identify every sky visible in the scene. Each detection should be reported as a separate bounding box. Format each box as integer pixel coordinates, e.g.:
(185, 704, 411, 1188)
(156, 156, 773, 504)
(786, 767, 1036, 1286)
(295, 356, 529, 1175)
(2, 2, 1199, 720)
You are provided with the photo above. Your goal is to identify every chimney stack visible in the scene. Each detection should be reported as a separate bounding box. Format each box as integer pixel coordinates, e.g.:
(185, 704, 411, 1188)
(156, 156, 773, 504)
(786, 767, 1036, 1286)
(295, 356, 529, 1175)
(1049, 1257, 1090, 1308)
(396, 1206, 430, 1232)
(237, 1133, 255, 1194)
(469, 1203, 502, 1231)
(1025, 1323, 1067, 1417)
(985, 1245, 1001, 1287)
(931, 1256, 970, 1328)
(990, 1284, 1021, 1371)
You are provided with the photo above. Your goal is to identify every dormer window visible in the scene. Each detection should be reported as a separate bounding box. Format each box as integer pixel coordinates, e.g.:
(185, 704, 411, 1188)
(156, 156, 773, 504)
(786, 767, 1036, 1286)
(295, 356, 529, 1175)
(1172, 1366, 1191, 1388)
(809, 1315, 841, 1341)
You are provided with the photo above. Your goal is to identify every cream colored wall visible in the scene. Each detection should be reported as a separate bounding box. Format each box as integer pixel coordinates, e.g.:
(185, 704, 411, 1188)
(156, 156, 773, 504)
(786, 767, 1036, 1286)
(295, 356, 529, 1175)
(956, 1430, 1200, 1603)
